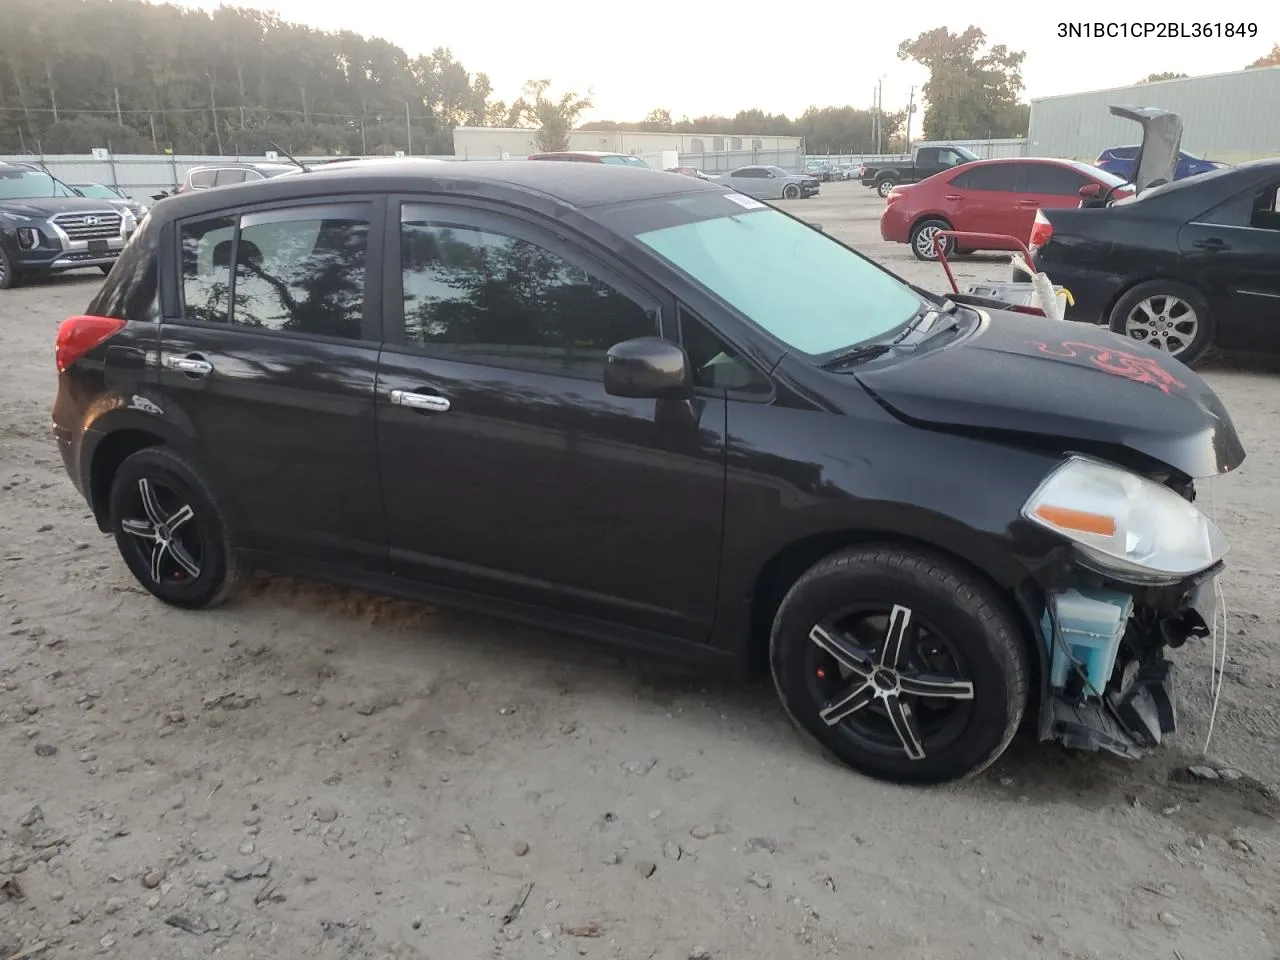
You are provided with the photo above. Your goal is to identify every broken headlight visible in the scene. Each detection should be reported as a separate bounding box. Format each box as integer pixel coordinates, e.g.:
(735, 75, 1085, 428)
(1022, 455, 1227, 582)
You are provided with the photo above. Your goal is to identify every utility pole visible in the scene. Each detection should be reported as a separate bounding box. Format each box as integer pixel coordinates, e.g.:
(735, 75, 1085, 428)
(904, 85, 915, 152)
(405, 102, 413, 155)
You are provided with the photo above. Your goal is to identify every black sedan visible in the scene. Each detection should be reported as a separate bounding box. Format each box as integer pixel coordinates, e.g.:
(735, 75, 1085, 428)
(53, 159, 1241, 784)
(1022, 159, 1280, 365)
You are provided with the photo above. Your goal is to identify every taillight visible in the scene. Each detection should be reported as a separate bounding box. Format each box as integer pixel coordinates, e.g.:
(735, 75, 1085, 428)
(1029, 210, 1053, 248)
(55, 315, 126, 373)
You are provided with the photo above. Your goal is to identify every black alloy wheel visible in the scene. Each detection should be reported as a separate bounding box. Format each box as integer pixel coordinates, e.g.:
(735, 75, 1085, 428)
(0, 246, 16, 290)
(771, 546, 1028, 784)
(783, 184, 801, 199)
(109, 447, 240, 609)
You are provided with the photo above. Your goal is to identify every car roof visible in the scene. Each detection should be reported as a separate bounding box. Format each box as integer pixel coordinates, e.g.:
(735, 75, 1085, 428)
(152, 158, 724, 219)
(188, 161, 297, 173)
(531, 150, 629, 158)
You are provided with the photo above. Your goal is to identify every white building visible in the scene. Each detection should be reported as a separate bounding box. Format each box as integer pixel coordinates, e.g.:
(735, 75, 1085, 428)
(452, 126, 804, 159)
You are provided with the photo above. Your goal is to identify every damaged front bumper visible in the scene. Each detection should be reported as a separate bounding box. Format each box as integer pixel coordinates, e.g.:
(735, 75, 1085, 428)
(1033, 565, 1218, 759)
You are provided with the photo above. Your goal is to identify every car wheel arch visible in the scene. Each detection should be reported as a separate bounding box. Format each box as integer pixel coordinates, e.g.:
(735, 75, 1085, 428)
(742, 527, 1033, 681)
(86, 420, 236, 534)
(910, 213, 953, 234)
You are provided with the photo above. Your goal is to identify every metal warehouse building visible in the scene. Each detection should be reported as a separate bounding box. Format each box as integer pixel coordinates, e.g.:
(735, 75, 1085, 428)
(1028, 66, 1280, 164)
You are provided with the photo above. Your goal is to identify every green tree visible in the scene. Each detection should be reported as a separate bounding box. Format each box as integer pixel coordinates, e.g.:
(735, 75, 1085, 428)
(1140, 72, 1188, 82)
(506, 79, 593, 152)
(0, 0, 496, 154)
(897, 26, 1028, 140)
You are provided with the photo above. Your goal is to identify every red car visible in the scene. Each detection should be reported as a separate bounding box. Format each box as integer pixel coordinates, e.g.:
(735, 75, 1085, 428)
(879, 157, 1132, 261)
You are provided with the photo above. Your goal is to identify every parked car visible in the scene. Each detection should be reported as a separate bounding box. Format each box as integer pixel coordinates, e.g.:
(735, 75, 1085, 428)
(860, 145, 979, 197)
(52, 158, 1241, 784)
(1019, 159, 1280, 365)
(528, 151, 650, 168)
(665, 167, 715, 180)
(68, 182, 149, 222)
(0, 161, 138, 289)
(880, 158, 1133, 261)
(177, 161, 298, 193)
(806, 162, 842, 182)
(715, 165, 819, 200)
(1094, 145, 1225, 182)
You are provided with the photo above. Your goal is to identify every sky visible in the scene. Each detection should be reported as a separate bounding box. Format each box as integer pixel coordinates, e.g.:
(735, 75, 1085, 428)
(169, 0, 1274, 123)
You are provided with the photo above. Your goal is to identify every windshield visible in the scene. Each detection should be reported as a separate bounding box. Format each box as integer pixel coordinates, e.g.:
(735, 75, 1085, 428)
(601, 155, 650, 168)
(618, 194, 924, 356)
(0, 169, 76, 200)
(72, 183, 122, 199)
(954, 146, 980, 162)
(766, 166, 791, 177)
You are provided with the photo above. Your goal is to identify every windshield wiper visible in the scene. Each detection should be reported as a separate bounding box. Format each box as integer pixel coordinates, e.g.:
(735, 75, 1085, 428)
(821, 343, 891, 370)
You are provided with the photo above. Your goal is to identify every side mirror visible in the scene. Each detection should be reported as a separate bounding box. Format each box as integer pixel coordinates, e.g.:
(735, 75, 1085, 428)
(603, 337, 691, 399)
(1078, 183, 1102, 199)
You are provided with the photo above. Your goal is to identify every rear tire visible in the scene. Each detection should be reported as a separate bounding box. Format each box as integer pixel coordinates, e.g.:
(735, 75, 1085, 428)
(108, 447, 241, 609)
(909, 218, 951, 262)
(1107, 279, 1215, 366)
(0, 247, 17, 290)
(877, 178, 897, 198)
(770, 546, 1028, 784)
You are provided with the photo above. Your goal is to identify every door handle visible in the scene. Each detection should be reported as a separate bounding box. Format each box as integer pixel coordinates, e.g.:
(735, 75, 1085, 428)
(1193, 237, 1229, 251)
(164, 354, 213, 377)
(389, 389, 450, 413)
(943, 194, 962, 201)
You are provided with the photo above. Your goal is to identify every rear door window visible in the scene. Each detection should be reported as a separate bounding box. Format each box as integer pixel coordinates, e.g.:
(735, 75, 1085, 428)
(1023, 164, 1094, 196)
(215, 169, 249, 186)
(174, 203, 374, 341)
(234, 204, 370, 340)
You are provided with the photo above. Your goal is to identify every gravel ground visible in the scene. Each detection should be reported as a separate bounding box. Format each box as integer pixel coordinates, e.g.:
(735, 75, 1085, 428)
(2, 182, 1277, 960)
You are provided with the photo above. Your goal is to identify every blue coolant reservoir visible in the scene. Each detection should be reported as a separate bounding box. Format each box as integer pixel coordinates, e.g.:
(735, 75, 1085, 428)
(1041, 588, 1135, 698)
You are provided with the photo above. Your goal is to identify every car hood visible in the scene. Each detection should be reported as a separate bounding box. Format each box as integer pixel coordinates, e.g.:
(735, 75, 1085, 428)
(0, 196, 127, 218)
(854, 311, 1245, 479)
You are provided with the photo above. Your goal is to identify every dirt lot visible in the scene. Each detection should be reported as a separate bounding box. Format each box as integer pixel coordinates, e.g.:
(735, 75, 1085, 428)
(2, 182, 1278, 960)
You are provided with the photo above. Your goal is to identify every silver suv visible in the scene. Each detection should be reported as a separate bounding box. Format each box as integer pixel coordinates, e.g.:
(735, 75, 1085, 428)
(178, 162, 298, 193)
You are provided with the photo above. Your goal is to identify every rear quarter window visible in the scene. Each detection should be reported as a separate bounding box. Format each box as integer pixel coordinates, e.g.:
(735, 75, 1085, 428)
(87, 214, 161, 323)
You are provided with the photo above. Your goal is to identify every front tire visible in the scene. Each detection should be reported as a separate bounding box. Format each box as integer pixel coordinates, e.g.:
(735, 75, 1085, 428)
(877, 178, 897, 198)
(770, 546, 1028, 784)
(108, 447, 240, 609)
(782, 184, 801, 199)
(909, 218, 951, 262)
(1108, 279, 1214, 366)
(0, 247, 18, 290)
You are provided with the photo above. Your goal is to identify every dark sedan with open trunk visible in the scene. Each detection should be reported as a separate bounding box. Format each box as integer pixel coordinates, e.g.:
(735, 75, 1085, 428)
(53, 159, 1241, 784)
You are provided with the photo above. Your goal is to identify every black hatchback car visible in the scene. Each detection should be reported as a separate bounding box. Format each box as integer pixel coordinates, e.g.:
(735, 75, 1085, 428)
(53, 159, 1243, 784)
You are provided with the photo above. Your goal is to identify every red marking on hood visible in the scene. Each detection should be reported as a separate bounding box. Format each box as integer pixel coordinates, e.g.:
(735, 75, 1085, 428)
(1032, 340, 1187, 395)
